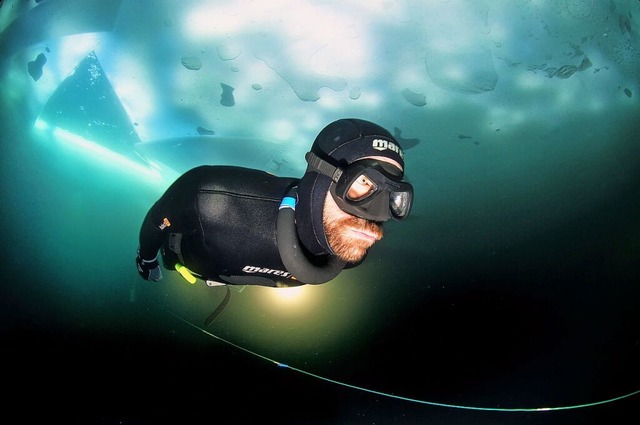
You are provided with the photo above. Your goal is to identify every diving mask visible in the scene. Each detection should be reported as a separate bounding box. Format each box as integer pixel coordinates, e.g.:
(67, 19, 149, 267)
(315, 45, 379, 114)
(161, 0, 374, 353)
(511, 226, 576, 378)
(305, 151, 413, 222)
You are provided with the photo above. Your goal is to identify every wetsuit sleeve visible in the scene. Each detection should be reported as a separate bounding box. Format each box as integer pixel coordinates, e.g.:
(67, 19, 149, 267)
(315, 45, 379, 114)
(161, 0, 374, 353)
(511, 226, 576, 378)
(138, 201, 167, 260)
(137, 166, 203, 261)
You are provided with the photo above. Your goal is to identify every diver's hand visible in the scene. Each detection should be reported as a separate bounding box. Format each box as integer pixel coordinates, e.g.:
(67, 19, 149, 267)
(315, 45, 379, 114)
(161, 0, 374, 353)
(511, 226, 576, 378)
(136, 252, 163, 282)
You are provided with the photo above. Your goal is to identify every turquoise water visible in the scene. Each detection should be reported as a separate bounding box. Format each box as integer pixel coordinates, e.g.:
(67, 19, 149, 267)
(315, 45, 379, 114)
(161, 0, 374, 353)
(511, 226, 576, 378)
(2, 1, 640, 423)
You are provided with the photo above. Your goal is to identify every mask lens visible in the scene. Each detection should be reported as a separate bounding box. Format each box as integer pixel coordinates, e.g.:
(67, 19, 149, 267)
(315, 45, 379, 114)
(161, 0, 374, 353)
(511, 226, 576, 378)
(346, 174, 378, 201)
(390, 191, 411, 218)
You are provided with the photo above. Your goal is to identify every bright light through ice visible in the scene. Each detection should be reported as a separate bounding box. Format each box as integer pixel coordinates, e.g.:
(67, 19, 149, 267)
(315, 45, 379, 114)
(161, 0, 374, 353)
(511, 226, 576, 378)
(34, 118, 161, 181)
(108, 54, 156, 141)
(515, 72, 545, 91)
(183, 0, 370, 79)
(183, 2, 246, 37)
(265, 119, 296, 142)
(26, 33, 102, 107)
(443, 65, 467, 84)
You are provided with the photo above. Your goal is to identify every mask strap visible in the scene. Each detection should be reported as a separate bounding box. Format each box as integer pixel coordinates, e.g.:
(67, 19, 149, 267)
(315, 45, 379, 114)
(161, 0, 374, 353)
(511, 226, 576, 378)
(305, 152, 343, 183)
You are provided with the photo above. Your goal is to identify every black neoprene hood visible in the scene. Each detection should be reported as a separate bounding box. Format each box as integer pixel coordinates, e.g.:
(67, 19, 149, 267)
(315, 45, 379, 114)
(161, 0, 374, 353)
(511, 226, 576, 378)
(295, 118, 406, 255)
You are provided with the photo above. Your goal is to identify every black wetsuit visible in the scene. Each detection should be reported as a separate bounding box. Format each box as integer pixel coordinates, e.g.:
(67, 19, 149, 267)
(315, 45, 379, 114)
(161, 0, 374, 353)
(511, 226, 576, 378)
(139, 165, 302, 287)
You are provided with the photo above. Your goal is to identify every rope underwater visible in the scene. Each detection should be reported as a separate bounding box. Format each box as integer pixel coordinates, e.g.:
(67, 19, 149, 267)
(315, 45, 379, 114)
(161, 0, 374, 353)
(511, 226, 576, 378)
(153, 300, 640, 413)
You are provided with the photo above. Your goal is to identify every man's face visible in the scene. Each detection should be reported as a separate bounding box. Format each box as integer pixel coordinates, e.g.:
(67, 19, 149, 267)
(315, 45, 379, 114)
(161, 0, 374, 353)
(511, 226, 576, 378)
(322, 192, 383, 263)
(321, 155, 403, 263)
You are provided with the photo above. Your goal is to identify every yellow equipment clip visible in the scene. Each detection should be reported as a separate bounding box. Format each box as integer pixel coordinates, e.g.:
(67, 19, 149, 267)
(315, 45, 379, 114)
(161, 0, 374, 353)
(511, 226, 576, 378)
(175, 263, 197, 284)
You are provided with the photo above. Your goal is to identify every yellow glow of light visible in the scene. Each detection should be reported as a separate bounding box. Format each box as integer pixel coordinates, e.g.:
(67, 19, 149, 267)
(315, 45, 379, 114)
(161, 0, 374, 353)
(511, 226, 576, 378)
(258, 283, 330, 318)
(271, 285, 306, 302)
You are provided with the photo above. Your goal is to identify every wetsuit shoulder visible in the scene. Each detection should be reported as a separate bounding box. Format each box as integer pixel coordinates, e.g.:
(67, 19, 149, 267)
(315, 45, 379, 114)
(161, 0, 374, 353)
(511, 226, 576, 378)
(194, 165, 299, 199)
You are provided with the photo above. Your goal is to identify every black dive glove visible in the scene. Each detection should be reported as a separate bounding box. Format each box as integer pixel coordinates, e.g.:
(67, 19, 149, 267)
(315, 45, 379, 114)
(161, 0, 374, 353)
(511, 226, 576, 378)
(136, 249, 163, 281)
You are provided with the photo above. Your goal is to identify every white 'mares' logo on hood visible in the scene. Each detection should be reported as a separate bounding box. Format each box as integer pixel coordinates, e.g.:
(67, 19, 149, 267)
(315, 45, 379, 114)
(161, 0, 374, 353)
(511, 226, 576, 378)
(372, 138, 404, 159)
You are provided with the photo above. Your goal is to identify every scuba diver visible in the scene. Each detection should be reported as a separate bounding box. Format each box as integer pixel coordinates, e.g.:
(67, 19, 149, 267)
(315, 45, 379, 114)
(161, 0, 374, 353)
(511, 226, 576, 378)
(136, 118, 413, 287)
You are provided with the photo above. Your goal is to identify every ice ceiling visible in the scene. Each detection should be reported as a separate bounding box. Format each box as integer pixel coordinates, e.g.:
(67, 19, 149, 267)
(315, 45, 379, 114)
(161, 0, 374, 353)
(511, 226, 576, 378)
(2, 0, 638, 181)
(1, 0, 637, 253)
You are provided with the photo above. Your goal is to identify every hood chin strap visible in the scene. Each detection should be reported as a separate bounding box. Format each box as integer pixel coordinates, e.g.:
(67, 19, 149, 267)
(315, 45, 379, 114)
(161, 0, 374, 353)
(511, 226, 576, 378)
(277, 188, 346, 284)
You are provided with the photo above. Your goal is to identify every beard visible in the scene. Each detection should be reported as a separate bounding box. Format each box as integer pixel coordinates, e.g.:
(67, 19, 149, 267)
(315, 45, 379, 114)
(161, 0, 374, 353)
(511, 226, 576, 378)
(324, 213, 384, 263)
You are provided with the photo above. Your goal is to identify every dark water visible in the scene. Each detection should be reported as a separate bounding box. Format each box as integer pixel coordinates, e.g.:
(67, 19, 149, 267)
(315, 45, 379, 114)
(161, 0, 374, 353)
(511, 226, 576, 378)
(2, 92, 639, 425)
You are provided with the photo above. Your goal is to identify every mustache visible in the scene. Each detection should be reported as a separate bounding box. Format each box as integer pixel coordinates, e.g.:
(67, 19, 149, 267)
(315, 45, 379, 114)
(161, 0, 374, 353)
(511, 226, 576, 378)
(338, 216, 384, 239)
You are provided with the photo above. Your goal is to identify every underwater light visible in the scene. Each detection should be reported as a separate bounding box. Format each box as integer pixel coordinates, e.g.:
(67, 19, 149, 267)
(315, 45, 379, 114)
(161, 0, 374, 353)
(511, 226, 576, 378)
(258, 284, 330, 319)
(272, 285, 306, 301)
(34, 118, 162, 182)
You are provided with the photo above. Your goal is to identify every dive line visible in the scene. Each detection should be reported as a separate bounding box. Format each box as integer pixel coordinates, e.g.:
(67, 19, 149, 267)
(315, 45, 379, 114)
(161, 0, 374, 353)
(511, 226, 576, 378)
(159, 303, 640, 412)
